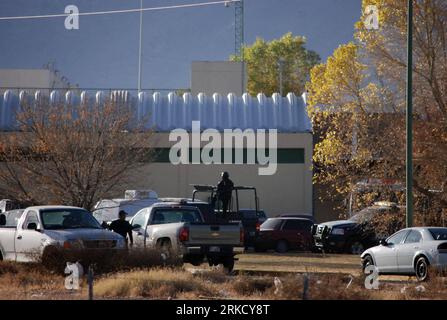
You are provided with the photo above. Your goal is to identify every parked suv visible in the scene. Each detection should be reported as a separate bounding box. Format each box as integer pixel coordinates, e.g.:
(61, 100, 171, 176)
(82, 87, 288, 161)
(255, 217, 314, 253)
(312, 202, 404, 254)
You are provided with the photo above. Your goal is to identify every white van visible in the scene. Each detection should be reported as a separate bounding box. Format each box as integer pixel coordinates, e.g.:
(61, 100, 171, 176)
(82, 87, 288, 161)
(0, 199, 22, 214)
(92, 190, 159, 224)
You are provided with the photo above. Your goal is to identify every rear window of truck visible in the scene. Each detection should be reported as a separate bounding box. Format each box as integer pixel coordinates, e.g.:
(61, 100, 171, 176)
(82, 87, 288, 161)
(151, 209, 202, 225)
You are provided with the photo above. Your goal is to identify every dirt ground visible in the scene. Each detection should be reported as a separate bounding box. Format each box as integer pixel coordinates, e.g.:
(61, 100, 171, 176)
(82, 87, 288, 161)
(0, 252, 445, 300)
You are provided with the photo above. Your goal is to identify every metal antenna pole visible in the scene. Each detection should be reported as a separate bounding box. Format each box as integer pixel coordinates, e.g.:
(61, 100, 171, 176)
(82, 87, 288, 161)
(406, 0, 413, 228)
(138, 0, 143, 93)
(235, 0, 244, 93)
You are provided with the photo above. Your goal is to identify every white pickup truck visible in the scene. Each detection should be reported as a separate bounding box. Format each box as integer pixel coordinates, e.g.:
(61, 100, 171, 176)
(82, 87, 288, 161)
(0, 206, 125, 263)
(130, 202, 244, 271)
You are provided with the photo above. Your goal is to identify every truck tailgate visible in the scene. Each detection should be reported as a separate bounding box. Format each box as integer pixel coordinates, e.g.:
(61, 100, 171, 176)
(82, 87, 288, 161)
(187, 224, 242, 246)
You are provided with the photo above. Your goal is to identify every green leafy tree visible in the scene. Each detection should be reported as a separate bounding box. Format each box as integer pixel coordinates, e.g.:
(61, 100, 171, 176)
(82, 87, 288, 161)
(231, 32, 320, 96)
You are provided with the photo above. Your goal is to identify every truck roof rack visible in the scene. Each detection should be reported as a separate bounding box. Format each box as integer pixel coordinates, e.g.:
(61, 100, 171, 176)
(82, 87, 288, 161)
(191, 185, 216, 192)
(192, 184, 256, 191)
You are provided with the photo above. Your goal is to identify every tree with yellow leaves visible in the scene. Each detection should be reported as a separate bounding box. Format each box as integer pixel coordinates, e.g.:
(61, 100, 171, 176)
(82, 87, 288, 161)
(308, 0, 447, 222)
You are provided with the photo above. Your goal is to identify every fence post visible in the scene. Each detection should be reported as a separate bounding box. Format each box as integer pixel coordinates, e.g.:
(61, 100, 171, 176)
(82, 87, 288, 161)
(302, 274, 309, 300)
(88, 265, 94, 300)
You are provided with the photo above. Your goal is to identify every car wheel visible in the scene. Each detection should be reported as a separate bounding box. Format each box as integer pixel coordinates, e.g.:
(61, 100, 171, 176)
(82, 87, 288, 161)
(275, 240, 288, 253)
(362, 255, 374, 273)
(158, 240, 173, 261)
(187, 255, 204, 266)
(222, 257, 235, 273)
(254, 245, 267, 253)
(415, 256, 429, 282)
(347, 241, 365, 255)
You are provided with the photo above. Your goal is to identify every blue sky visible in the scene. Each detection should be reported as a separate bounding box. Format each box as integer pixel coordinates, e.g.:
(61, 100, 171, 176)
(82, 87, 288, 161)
(0, 0, 361, 90)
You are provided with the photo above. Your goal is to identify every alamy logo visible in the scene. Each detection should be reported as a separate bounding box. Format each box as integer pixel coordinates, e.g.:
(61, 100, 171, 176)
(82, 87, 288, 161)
(364, 5, 379, 30)
(65, 5, 79, 30)
(65, 262, 83, 290)
(364, 265, 380, 290)
(169, 121, 278, 176)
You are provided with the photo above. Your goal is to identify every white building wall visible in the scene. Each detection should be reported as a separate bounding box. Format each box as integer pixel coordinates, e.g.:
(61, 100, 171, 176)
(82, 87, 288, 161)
(191, 61, 247, 96)
(0, 69, 51, 91)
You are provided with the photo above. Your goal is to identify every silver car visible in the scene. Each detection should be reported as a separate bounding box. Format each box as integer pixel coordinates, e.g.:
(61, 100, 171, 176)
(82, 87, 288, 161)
(361, 227, 447, 281)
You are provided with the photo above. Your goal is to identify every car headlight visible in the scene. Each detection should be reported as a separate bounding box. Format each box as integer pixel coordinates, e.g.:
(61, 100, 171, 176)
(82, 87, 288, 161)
(331, 228, 345, 235)
(63, 239, 83, 249)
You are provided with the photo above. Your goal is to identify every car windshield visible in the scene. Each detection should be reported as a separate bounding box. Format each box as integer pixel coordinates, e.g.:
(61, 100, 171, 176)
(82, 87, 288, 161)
(349, 207, 388, 223)
(260, 218, 283, 230)
(41, 208, 102, 230)
(429, 228, 447, 241)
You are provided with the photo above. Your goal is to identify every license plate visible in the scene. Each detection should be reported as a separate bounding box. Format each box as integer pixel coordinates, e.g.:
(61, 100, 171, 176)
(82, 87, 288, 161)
(209, 246, 220, 252)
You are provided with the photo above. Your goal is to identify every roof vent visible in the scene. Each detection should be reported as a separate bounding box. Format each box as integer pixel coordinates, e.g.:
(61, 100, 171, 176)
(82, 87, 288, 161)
(124, 190, 158, 200)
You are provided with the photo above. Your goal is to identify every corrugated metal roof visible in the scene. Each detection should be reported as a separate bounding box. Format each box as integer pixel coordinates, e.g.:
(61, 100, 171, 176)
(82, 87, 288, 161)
(0, 90, 312, 132)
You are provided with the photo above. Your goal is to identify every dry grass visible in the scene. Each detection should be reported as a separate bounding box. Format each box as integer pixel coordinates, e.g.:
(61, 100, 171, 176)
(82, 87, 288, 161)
(38, 248, 172, 274)
(3, 253, 447, 300)
(94, 268, 211, 299)
(0, 261, 67, 299)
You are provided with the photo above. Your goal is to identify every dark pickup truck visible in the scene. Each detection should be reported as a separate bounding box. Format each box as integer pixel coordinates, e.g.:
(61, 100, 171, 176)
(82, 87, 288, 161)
(312, 202, 404, 255)
(160, 193, 263, 249)
(190, 185, 263, 249)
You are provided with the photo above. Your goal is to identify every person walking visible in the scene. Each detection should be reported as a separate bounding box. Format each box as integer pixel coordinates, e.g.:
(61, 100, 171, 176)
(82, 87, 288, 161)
(108, 210, 134, 247)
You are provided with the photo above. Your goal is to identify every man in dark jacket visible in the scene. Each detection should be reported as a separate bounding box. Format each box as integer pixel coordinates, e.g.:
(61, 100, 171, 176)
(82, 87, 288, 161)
(216, 171, 234, 216)
(109, 210, 133, 247)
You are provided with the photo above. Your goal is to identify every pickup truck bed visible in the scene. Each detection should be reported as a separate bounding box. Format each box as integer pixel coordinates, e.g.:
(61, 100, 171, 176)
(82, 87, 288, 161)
(130, 203, 243, 271)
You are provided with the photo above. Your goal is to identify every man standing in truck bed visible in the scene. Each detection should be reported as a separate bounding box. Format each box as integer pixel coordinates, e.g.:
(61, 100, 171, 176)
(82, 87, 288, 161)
(216, 171, 234, 216)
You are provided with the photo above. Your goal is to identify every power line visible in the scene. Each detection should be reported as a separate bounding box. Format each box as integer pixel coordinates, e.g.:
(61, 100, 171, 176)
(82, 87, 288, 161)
(0, 0, 241, 21)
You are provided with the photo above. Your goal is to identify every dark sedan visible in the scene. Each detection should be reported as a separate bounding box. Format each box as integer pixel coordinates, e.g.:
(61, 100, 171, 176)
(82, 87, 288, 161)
(255, 217, 314, 253)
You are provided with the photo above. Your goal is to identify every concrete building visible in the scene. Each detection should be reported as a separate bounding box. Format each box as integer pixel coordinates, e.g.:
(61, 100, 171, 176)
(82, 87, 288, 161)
(0, 89, 313, 218)
(191, 61, 247, 96)
(0, 68, 75, 94)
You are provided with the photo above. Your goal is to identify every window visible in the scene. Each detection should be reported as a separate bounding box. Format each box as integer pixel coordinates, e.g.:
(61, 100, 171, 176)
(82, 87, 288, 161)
(40, 209, 101, 230)
(387, 230, 408, 245)
(283, 220, 311, 230)
(257, 211, 267, 219)
(132, 209, 148, 229)
(23, 211, 39, 230)
(1, 209, 24, 228)
(429, 228, 447, 241)
(260, 218, 283, 230)
(150, 209, 202, 225)
(404, 230, 422, 244)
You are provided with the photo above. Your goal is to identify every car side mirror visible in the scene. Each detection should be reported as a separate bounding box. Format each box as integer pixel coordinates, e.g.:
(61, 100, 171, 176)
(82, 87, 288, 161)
(27, 222, 39, 231)
(379, 239, 388, 246)
(0, 214, 6, 226)
(132, 224, 141, 230)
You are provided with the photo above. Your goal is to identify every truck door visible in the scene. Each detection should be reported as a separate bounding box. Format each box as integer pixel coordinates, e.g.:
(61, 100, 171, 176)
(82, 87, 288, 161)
(0, 212, 17, 261)
(397, 230, 422, 273)
(374, 230, 408, 273)
(15, 210, 45, 262)
(130, 209, 149, 248)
